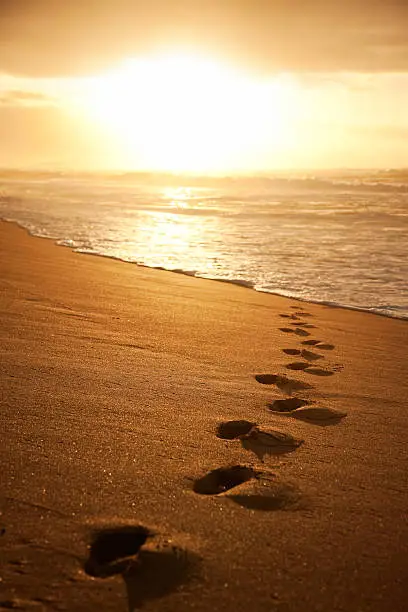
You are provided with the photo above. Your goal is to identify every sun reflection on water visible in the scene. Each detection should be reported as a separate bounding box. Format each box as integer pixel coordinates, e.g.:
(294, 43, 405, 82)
(162, 187, 192, 209)
(145, 212, 195, 248)
(134, 187, 222, 272)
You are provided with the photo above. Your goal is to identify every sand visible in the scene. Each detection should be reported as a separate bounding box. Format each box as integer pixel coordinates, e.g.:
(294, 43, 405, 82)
(1, 220, 408, 611)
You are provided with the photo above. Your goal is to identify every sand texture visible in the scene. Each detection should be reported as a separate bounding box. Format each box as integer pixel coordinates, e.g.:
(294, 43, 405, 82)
(1, 220, 408, 611)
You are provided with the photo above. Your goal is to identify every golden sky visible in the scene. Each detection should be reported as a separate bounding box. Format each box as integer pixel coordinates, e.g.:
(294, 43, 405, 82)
(0, 1, 407, 173)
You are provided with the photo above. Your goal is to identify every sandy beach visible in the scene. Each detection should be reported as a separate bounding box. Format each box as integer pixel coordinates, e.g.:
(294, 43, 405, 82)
(1, 219, 408, 611)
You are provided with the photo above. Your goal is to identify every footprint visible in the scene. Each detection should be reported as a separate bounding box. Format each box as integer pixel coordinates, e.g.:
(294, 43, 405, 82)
(302, 339, 321, 346)
(290, 308, 312, 317)
(290, 322, 317, 330)
(124, 546, 199, 610)
(280, 326, 310, 337)
(84, 526, 200, 609)
(294, 328, 310, 337)
(282, 348, 301, 356)
(8, 559, 29, 576)
(290, 321, 310, 327)
(278, 406, 347, 425)
(229, 481, 302, 512)
(304, 367, 335, 376)
(279, 314, 299, 320)
(193, 466, 258, 495)
(84, 526, 151, 577)
(0, 599, 45, 609)
(240, 428, 303, 461)
(301, 349, 323, 361)
(255, 373, 282, 385)
(277, 378, 314, 394)
(316, 343, 335, 350)
(217, 421, 303, 461)
(279, 327, 296, 334)
(268, 398, 309, 412)
(286, 361, 309, 371)
(216, 420, 256, 440)
(255, 374, 313, 394)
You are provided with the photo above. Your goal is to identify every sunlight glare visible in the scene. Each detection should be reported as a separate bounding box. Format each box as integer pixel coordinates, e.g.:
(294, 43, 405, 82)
(76, 53, 299, 173)
(163, 187, 192, 209)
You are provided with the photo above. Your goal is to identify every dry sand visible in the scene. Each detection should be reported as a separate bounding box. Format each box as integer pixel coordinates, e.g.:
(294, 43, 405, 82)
(1, 220, 408, 611)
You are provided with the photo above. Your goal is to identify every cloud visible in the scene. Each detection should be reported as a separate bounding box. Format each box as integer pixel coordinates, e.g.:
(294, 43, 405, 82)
(0, 1, 407, 76)
(0, 89, 55, 106)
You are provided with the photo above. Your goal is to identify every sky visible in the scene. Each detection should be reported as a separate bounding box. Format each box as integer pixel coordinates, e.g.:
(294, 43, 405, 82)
(0, 0, 407, 174)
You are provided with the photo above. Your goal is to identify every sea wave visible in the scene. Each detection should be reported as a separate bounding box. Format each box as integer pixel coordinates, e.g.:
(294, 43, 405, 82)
(1, 177, 407, 321)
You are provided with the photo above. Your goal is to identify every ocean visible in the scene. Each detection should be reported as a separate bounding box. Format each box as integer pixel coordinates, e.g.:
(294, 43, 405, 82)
(1, 172, 407, 319)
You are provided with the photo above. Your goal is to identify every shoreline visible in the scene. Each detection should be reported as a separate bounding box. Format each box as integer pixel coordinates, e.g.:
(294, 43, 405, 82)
(1, 219, 408, 611)
(2, 217, 407, 322)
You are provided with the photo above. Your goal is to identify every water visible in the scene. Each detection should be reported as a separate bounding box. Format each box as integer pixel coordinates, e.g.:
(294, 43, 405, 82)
(1, 173, 407, 319)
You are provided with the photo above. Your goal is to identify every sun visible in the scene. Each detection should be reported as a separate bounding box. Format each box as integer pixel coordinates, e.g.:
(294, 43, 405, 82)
(74, 53, 298, 174)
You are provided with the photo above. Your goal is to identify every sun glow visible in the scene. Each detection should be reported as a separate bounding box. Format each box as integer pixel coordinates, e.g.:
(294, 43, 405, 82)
(75, 53, 299, 173)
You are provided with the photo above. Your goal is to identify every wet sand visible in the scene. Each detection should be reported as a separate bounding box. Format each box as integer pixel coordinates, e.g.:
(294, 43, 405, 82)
(1, 220, 408, 611)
